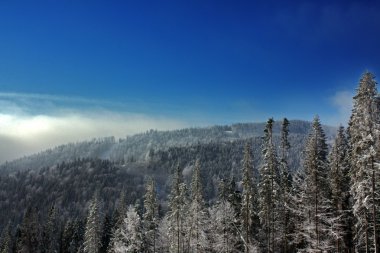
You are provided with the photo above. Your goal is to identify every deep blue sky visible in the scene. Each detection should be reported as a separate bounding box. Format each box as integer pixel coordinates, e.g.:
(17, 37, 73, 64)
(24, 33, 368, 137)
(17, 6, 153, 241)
(1, 0, 380, 126)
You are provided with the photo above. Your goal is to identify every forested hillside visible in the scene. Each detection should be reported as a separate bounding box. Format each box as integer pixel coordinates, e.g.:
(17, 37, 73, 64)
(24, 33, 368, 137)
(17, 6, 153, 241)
(0, 120, 336, 173)
(0, 72, 379, 252)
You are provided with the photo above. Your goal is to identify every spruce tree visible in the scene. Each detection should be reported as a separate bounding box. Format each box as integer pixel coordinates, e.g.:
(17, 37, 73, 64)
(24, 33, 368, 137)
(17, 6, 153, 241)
(0, 223, 12, 253)
(349, 72, 379, 253)
(301, 116, 333, 251)
(258, 118, 280, 252)
(143, 178, 159, 253)
(167, 164, 188, 253)
(124, 205, 144, 252)
(41, 205, 59, 253)
(100, 214, 113, 253)
(16, 206, 41, 253)
(187, 160, 209, 252)
(83, 194, 102, 253)
(279, 118, 293, 253)
(240, 142, 257, 252)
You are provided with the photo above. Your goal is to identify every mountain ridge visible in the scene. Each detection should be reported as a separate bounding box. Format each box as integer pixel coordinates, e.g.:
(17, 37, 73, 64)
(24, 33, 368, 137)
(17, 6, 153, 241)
(0, 119, 337, 173)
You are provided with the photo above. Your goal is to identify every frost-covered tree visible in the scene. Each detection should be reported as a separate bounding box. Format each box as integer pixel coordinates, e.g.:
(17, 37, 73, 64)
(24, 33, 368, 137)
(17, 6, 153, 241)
(278, 118, 294, 253)
(209, 198, 239, 253)
(329, 126, 352, 252)
(41, 205, 59, 253)
(16, 206, 41, 253)
(258, 118, 280, 252)
(100, 214, 113, 253)
(112, 192, 127, 231)
(167, 165, 188, 253)
(186, 160, 209, 252)
(300, 116, 333, 251)
(84, 195, 102, 253)
(349, 72, 379, 253)
(289, 169, 307, 250)
(157, 216, 170, 252)
(0, 223, 12, 253)
(108, 205, 143, 253)
(143, 178, 159, 253)
(240, 142, 258, 252)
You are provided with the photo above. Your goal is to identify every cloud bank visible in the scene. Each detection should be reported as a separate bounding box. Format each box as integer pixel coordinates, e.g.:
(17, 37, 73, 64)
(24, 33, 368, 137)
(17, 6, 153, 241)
(0, 93, 188, 163)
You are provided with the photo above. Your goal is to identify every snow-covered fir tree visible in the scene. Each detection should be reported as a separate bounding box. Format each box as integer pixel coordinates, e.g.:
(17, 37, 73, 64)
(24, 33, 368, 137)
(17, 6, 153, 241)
(157, 216, 170, 252)
(348, 72, 380, 253)
(329, 126, 352, 252)
(300, 116, 333, 252)
(108, 205, 144, 253)
(209, 183, 240, 253)
(41, 205, 59, 253)
(240, 142, 258, 252)
(258, 118, 280, 252)
(278, 118, 294, 253)
(143, 178, 159, 253)
(0, 223, 12, 253)
(83, 194, 102, 253)
(167, 165, 188, 253)
(16, 206, 41, 253)
(186, 160, 209, 252)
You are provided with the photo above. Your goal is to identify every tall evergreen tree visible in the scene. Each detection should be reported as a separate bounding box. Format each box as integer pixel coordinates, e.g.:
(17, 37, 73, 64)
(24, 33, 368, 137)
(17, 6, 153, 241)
(240, 142, 258, 252)
(258, 118, 280, 252)
(0, 223, 12, 253)
(100, 214, 113, 253)
(187, 160, 209, 252)
(16, 206, 41, 253)
(41, 205, 59, 253)
(349, 72, 380, 253)
(107, 205, 144, 253)
(143, 178, 159, 253)
(167, 164, 188, 253)
(300, 116, 333, 251)
(329, 126, 352, 252)
(209, 199, 239, 253)
(108, 192, 128, 253)
(83, 194, 102, 253)
(278, 118, 294, 253)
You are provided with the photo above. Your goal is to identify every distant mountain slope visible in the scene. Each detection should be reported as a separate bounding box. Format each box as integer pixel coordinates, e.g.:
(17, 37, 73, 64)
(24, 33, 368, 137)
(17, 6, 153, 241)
(0, 120, 338, 229)
(0, 120, 336, 172)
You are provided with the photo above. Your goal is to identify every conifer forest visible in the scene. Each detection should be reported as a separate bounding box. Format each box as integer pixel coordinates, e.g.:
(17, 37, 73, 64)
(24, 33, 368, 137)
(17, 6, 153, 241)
(1, 72, 380, 252)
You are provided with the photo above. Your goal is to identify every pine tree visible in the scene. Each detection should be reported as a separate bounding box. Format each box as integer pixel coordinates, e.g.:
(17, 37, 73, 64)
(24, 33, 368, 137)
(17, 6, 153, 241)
(329, 126, 352, 252)
(143, 178, 159, 253)
(108, 192, 128, 253)
(209, 200, 239, 253)
(157, 216, 170, 252)
(100, 214, 113, 253)
(0, 223, 12, 253)
(300, 116, 333, 251)
(107, 205, 144, 253)
(187, 160, 209, 252)
(278, 118, 293, 253)
(123, 205, 144, 252)
(41, 205, 59, 253)
(83, 194, 102, 253)
(349, 72, 379, 253)
(209, 179, 240, 253)
(61, 220, 74, 253)
(16, 206, 41, 253)
(240, 142, 258, 252)
(167, 165, 188, 253)
(112, 192, 127, 231)
(258, 118, 280, 252)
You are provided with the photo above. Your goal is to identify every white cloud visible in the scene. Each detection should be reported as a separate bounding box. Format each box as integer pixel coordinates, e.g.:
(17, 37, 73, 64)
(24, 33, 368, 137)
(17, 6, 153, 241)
(0, 93, 189, 163)
(328, 90, 353, 126)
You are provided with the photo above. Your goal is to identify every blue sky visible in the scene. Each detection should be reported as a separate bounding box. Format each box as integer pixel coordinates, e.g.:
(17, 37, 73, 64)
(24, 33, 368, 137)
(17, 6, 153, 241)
(0, 0, 379, 161)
